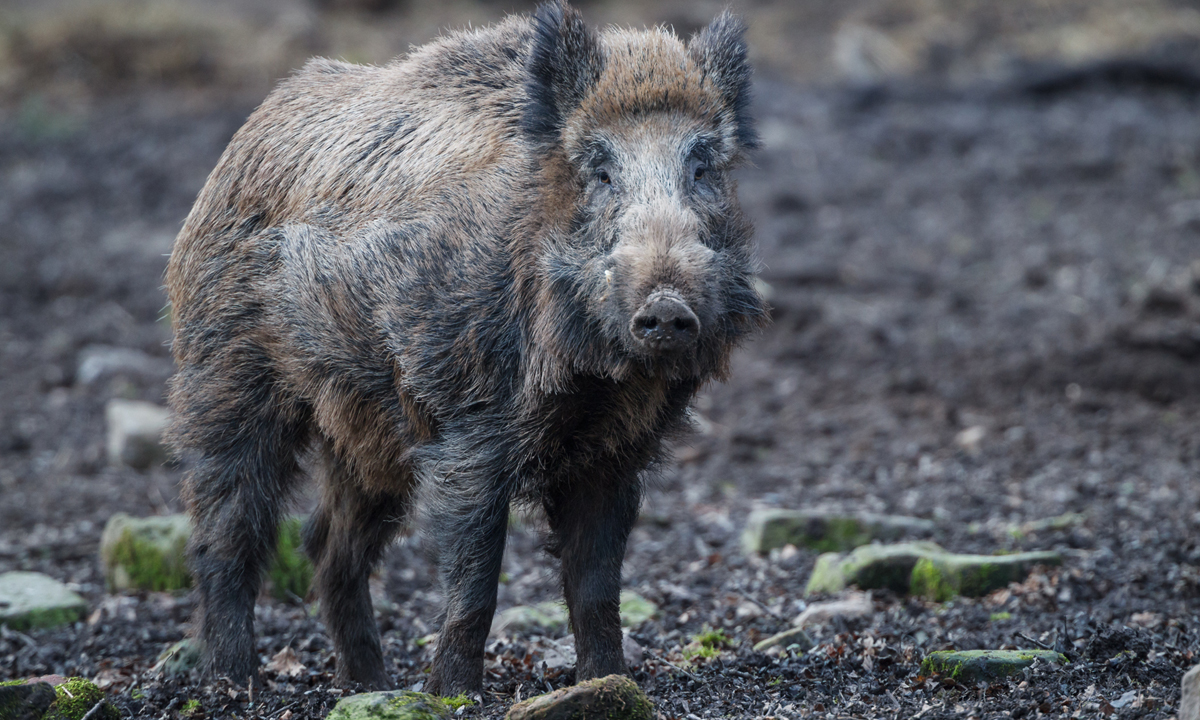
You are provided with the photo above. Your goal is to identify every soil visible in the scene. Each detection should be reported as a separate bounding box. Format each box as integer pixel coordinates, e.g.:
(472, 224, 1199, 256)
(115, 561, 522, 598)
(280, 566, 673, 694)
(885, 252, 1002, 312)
(2, 5, 1200, 720)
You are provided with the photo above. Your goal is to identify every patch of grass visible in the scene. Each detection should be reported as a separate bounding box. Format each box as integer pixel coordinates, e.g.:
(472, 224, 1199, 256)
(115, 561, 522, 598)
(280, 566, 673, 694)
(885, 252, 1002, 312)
(443, 694, 475, 710)
(990, 611, 1012, 621)
(682, 625, 732, 664)
(181, 698, 202, 716)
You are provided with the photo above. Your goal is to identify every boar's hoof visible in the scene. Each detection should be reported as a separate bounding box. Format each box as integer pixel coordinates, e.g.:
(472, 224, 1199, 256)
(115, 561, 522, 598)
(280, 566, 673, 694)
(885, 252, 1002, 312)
(630, 291, 699, 353)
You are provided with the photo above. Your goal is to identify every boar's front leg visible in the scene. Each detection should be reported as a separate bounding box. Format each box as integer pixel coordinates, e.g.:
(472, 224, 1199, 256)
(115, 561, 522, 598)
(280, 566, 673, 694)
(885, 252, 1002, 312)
(423, 466, 511, 696)
(544, 475, 641, 681)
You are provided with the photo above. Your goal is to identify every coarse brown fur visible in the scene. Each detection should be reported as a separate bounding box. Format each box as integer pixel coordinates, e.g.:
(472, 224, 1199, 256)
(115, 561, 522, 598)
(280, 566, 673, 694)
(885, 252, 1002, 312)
(165, 0, 766, 695)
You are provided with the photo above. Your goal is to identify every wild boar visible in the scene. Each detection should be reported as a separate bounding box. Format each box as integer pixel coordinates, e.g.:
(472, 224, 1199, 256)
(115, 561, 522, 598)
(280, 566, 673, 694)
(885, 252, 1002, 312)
(165, 0, 766, 695)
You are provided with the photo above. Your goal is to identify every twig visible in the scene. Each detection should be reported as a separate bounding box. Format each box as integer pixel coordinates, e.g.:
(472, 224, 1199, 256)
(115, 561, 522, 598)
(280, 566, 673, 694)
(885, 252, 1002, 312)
(271, 701, 299, 719)
(1015, 632, 1052, 650)
(737, 592, 784, 620)
(80, 699, 107, 720)
(655, 656, 701, 683)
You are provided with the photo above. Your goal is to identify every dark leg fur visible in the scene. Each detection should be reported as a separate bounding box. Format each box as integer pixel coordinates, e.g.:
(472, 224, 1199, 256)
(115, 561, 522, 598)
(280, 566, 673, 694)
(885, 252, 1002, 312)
(422, 462, 511, 696)
(545, 475, 641, 681)
(173, 357, 309, 685)
(304, 442, 410, 689)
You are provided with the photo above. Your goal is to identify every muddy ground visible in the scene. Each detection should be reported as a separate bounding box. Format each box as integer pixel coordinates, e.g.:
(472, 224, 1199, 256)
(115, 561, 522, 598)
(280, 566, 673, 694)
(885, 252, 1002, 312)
(2, 3, 1200, 719)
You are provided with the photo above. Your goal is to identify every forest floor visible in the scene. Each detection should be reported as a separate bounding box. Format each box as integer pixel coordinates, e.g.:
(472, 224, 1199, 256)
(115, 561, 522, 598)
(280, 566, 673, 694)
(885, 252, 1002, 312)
(2, 2, 1200, 719)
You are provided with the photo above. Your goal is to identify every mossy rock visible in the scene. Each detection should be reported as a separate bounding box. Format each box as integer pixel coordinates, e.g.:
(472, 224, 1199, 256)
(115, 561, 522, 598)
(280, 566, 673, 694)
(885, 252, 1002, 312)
(505, 675, 652, 720)
(42, 677, 120, 720)
(920, 650, 1067, 683)
(326, 690, 452, 720)
(0, 572, 88, 631)
(910, 551, 1062, 601)
(743, 509, 935, 554)
(0, 681, 56, 720)
(151, 638, 203, 677)
(493, 601, 569, 635)
(99, 513, 313, 598)
(100, 513, 192, 592)
(804, 542, 946, 595)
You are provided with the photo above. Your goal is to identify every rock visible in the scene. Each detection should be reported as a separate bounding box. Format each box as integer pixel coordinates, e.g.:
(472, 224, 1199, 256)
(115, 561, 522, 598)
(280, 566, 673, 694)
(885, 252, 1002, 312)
(793, 592, 873, 628)
(77, 345, 170, 386)
(752, 627, 814, 653)
(99, 513, 313, 597)
(619, 591, 657, 628)
(150, 638, 203, 677)
(910, 551, 1063, 601)
(920, 650, 1068, 683)
(743, 509, 934, 555)
(0, 681, 56, 720)
(326, 690, 452, 720)
(0, 572, 87, 630)
(506, 675, 652, 720)
(493, 601, 568, 635)
(43, 677, 120, 720)
(105, 399, 170, 469)
(1181, 664, 1200, 720)
(100, 513, 192, 592)
(805, 541, 945, 595)
(805, 542, 1063, 599)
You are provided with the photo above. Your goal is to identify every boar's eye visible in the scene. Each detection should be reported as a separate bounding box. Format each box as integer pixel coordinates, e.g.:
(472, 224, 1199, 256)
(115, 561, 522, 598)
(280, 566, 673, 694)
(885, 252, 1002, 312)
(596, 168, 612, 185)
(693, 165, 707, 182)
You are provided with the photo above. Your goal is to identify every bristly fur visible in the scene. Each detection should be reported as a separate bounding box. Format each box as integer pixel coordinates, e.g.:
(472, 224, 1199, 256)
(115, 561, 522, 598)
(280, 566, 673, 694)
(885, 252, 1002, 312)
(165, 0, 766, 697)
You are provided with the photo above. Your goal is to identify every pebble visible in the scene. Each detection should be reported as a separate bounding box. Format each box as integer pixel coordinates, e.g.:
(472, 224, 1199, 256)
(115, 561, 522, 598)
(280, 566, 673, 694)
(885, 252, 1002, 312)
(793, 592, 873, 628)
(742, 508, 935, 555)
(505, 675, 652, 720)
(76, 345, 170, 386)
(0, 571, 87, 630)
(752, 627, 814, 653)
(920, 649, 1067, 683)
(104, 399, 170, 470)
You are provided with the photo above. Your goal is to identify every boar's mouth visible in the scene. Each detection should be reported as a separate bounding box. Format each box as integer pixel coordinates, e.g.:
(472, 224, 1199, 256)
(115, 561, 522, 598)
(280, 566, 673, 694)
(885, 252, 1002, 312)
(628, 288, 701, 355)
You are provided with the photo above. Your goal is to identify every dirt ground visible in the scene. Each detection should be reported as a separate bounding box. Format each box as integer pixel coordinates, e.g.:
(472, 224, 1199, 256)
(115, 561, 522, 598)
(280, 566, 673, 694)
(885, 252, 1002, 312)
(2, 1, 1200, 719)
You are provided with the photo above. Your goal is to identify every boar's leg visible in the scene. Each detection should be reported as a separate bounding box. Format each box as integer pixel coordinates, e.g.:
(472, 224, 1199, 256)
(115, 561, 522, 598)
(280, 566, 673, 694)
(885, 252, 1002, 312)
(303, 442, 411, 690)
(545, 475, 641, 681)
(173, 354, 310, 684)
(423, 468, 511, 696)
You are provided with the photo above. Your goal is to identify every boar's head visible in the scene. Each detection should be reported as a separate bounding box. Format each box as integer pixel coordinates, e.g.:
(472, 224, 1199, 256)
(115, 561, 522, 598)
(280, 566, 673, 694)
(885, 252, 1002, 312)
(524, 0, 768, 389)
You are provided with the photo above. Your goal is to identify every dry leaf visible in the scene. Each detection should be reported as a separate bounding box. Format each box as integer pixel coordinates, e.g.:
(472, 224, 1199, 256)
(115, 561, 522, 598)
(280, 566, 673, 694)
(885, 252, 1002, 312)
(265, 646, 305, 678)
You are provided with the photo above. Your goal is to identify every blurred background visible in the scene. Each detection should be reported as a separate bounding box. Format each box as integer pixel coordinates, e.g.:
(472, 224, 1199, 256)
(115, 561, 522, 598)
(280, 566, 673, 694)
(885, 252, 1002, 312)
(2, 1, 1200, 717)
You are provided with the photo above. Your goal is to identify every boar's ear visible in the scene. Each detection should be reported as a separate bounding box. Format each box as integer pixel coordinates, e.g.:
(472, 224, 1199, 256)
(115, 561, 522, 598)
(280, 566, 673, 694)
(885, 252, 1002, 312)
(523, 0, 604, 147)
(688, 10, 759, 151)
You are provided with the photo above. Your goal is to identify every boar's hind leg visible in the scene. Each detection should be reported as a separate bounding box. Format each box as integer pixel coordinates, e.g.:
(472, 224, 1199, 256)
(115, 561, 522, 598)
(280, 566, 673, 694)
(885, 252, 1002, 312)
(423, 469, 512, 696)
(545, 476, 641, 681)
(173, 357, 310, 684)
(304, 442, 410, 690)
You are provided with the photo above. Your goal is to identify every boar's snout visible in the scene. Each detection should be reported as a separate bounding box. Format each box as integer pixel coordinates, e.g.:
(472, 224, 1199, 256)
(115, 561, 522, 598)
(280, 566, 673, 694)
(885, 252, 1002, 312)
(630, 289, 700, 354)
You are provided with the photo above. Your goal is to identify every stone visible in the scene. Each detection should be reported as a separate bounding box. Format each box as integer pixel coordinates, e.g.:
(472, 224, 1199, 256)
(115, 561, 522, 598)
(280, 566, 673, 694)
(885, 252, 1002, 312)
(743, 508, 935, 555)
(1181, 664, 1200, 720)
(793, 592, 873, 628)
(910, 551, 1063, 601)
(150, 638, 203, 677)
(0, 681, 56, 720)
(619, 591, 657, 628)
(100, 513, 192, 592)
(105, 399, 170, 469)
(77, 345, 170, 386)
(326, 691, 452, 720)
(752, 627, 814, 653)
(0, 572, 87, 630)
(920, 650, 1067, 683)
(805, 542, 945, 595)
(505, 675, 652, 720)
(492, 601, 568, 635)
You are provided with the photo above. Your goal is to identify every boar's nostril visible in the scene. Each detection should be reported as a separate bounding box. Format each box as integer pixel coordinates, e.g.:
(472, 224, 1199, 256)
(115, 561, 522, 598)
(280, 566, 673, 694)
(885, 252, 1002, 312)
(630, 293, 700, 354)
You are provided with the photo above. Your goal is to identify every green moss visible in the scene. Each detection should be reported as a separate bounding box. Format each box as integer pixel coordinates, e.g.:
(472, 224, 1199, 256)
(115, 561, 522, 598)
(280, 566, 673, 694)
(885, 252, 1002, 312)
(45, 677, 119, 720)
(442, 694, 474, 710)
(268, 516, 314, 601)
(619, 591, 658, 628)
(990, 612, 1012, 621)
(0, 679, 25, 686)
(683, 625, 730, 664)
(182, 698, 202, 716)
